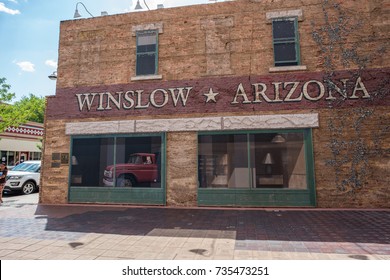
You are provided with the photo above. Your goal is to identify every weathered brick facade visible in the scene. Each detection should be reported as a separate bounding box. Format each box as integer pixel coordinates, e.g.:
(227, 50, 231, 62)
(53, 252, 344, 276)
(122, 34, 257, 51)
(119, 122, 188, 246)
(41, 0, 389, 208)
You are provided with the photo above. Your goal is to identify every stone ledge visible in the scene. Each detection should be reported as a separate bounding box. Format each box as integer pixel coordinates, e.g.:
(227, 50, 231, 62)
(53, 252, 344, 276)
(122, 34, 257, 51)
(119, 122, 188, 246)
(131, 22, 164, 36)
(65, 113, 319, 135)
(136, 117, 222, 132)
(223, 114, 319, 130)
(266, 9, 304, 22)
(269, 65, 308, 73)
(130, 74, 163, 81)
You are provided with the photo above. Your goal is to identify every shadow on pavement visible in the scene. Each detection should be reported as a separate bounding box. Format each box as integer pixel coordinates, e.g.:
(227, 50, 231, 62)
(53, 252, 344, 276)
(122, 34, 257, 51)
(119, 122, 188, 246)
(35, 205, 390, 245)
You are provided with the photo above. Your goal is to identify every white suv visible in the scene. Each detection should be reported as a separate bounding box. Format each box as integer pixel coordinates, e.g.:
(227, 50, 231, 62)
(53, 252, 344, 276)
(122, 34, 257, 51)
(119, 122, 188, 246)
(4, 160, 41, 195)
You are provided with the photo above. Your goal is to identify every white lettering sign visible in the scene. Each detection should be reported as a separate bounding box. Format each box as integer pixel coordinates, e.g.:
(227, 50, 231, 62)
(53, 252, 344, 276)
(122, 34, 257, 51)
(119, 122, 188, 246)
(75, 77, 370, 111)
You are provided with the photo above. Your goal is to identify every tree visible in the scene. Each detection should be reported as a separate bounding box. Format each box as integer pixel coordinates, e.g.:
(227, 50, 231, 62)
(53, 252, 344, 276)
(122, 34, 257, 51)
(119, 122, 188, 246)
(13, 94, 46, 124)
(0, 77, 46, 132)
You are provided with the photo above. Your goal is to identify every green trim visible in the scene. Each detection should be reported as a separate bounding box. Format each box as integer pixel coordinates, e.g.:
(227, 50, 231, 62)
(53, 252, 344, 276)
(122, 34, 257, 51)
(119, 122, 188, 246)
(272, 17, 300, 66)
(69, 187, 165, 205)
(161, 132, 167, 205)
(198, 188, 313, 207)
(247, 134, 252, 189)
(136, 29, 159, 76)
(69, 133, 166, 205)
(67, 135, 73, 203)
(197, 129, 316, 207)
(305, 129, 316, 206)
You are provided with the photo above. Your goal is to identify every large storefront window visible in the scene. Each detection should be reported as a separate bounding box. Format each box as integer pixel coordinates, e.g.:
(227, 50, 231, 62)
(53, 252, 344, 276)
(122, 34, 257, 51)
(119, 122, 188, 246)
(198, 131, 307, 190)
(115, 136, 162, 188)
(71, 135, 162, 188)
(71, 138, 114, 187)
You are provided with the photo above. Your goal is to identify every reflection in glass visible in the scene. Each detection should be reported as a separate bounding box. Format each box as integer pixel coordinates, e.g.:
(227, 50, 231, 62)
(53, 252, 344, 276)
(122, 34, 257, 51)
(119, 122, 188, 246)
(250, 133, 307, 189)
(71, 138, 114, 187)
(198, 132, 307, 190)
(198, 134, 249, 189)
(112, 136, 161, 188)
(71, 136, 162, 188)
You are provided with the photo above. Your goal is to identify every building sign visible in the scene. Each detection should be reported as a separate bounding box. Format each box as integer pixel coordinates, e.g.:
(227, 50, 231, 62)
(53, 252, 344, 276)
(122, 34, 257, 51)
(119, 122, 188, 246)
(46, 68, 389, 120)
(75, 76, 370, 112)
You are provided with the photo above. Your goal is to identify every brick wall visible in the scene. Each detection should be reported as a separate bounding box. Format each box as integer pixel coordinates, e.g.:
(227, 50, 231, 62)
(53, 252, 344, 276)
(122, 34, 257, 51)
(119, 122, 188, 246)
(55, 0, 389, 88)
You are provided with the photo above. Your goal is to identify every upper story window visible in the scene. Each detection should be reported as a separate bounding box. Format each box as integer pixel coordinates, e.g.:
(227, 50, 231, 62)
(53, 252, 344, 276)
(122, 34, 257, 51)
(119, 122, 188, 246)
(136, 30, 158, 76)
(272, 17, 300, 67)
(266, 9, 306, 72)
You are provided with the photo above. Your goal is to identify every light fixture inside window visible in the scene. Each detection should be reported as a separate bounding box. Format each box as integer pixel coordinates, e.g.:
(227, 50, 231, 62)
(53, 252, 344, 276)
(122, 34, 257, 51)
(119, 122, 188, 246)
(272, 134, 286, 143)
(262, 153, 274, 175)
(72, 156, 79, 166)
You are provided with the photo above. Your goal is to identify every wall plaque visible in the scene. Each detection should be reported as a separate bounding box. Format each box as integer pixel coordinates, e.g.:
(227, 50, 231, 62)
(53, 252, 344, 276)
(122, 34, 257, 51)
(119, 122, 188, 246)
(61, 153, 69, 164)
(52, 153, 60, 161)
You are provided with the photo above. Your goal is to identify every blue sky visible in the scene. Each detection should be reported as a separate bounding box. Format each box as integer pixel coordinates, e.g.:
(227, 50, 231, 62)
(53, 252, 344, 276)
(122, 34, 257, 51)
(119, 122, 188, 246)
(0, 0, 227, 101)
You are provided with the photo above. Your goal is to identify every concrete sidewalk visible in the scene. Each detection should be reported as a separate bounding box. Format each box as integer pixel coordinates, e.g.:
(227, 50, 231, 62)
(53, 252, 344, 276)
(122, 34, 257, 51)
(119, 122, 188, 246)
(0, 193, 389, 260)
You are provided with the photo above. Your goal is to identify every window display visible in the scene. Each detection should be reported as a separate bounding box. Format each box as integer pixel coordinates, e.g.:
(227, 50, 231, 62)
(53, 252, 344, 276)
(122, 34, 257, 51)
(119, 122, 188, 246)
(71, 135, 162, 188)
(198, 131, 307, 189)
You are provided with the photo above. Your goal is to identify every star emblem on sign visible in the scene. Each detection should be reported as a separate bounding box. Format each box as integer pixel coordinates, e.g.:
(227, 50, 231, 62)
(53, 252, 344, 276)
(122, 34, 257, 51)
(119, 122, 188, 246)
(203, 88, 219, 103)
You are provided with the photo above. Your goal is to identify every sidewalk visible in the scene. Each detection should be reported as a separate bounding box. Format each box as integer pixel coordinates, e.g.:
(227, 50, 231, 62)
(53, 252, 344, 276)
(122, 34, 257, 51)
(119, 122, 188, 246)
(1, 193, 389, 260)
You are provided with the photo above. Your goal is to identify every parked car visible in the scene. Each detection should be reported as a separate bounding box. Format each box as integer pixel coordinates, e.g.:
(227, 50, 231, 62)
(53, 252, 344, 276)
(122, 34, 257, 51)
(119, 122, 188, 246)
(103, 153, 158, 187)
(4, 160, 41, 195)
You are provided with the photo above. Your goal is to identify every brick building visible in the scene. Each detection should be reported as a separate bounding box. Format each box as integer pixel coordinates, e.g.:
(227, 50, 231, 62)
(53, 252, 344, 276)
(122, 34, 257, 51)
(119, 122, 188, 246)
(0, 121, 43, 168)
(41, 0, 389, 208)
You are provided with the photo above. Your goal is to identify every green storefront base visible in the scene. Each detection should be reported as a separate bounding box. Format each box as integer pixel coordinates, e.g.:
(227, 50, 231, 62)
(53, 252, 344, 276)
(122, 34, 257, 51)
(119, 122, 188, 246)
(68, 187, 166, 205)
(198, 189, 316, 207)
(197, 129, 316, 207)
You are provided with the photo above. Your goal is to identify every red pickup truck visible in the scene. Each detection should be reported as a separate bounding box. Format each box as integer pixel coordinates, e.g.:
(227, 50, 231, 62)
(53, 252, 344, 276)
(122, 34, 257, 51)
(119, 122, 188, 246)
(103, 153, 158, 187)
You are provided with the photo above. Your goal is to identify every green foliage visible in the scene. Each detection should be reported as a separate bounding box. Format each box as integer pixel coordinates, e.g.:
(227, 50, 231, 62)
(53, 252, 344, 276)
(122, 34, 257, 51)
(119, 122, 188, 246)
(0, 78, 46, 132)
(0, 77, 15, 103)
(14, 94, 46, 124)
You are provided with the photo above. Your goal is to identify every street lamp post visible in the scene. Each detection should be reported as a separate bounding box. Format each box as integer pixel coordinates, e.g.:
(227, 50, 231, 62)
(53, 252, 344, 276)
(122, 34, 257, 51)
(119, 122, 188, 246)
(135, 0, 150, 11)
(74, 2, 94, 18)
(48, 71, 57, 80)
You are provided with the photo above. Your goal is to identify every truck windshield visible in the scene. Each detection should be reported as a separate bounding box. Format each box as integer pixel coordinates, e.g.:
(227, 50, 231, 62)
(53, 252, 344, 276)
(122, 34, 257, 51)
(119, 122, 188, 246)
(128, 155, 142, 164)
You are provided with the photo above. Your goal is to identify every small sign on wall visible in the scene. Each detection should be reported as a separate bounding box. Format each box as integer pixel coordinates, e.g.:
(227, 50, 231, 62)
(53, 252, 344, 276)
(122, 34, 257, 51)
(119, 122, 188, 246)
(51, 153, 60, 168)
(61, 153, 69, 164)
(51, 153, 69, 167)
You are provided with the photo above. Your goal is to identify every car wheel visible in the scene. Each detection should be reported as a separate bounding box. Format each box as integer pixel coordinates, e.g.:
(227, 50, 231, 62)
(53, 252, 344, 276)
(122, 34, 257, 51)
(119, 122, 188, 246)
(116, 175, 136, 187)
(22, 181, 36, 195)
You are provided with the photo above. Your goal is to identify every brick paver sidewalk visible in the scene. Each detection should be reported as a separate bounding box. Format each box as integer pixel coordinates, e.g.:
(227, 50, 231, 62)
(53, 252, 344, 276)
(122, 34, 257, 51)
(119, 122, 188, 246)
(1, 195, 389, 260)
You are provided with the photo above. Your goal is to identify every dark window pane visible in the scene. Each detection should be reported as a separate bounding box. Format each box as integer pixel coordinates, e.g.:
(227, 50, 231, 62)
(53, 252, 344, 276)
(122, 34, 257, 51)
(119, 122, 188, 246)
(137, 44, 156, 53)
(138, 33, 157, 45)
(136, 53, 156, 75)
(250, 133, 306, 189)
(273, 20, 295, 39)
(136, 30, 158, 76)
(275, 61, 299, 67)
(274, 43, 297, 62)
(72, 136, 162, 189)
(198, 132, 308, 190)
(71, 138, 115, 187)
(198, 134, 249, 189)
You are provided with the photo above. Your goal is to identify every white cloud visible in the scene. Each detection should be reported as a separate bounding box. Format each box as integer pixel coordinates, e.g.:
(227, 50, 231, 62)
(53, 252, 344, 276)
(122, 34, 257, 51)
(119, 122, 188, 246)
(16, 61, 35, 72)
(45, 59, 57, 68)
(0, 2, 20, 15)
(8, 0, 18, 4)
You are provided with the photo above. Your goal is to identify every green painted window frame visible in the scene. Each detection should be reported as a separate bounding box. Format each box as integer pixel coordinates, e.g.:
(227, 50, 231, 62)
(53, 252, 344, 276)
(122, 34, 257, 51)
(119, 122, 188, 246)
(197, 129, 316, 206)
(272, 17, 301, 67)
(136, 29, 159, 76)
(68, 133, 166, 205)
